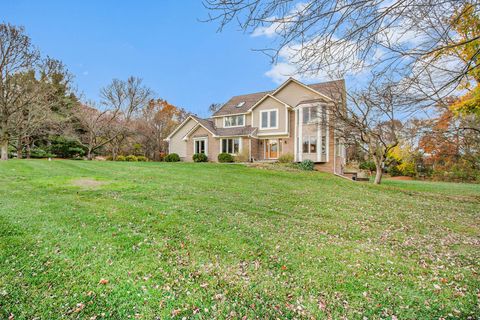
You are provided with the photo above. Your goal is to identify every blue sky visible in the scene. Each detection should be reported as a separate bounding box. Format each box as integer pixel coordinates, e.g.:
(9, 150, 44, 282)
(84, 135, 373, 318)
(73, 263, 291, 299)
(0, 0, 305, 117)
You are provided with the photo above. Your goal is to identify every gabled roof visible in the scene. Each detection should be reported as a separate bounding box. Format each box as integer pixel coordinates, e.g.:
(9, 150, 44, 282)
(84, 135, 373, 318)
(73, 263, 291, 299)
(191, 115, 217, 136)
(246, 94, 290, 112)
(165, 115, 198, 141)
(184, 116, 257, 139)
(212, 79, 345, 117)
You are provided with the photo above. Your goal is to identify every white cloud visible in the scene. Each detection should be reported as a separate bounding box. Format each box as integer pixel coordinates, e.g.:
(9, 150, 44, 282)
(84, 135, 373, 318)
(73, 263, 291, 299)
(264, 35, 370, 84)
(252, 22, 284, 38)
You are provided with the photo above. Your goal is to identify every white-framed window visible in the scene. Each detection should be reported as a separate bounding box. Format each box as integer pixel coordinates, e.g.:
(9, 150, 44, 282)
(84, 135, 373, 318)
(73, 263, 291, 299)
(221, 138, 241, 154)
(260, 109, 278, 129)
(224, 115, 245, 127)
(303, 106, 319, 124)
(194, 138, 207, 155)
(302, 136, 317, 154)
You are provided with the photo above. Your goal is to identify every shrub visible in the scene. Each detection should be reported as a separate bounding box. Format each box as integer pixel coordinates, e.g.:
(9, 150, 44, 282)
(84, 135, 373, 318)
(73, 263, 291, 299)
(398, 161, 416, 177)
(48, 136, 86, 158)
(125, 155, 138, 162)
(278, 153, 294, 163)
(136, 155, 148, 162)
(218, 152, 234, 163)
(298, 159, 315, 171)
(193, 153, 208, 162)
(30, 148, 56, 159)
(116, 155, 126, 161)
(388, 165, 403, 177)
(164, 153, 180, 162)
(359, 161, 376, 173)
(106, 155, 113, 161)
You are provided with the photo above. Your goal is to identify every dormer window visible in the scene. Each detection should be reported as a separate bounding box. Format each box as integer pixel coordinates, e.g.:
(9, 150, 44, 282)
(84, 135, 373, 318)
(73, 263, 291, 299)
(224, 115, 245, 127)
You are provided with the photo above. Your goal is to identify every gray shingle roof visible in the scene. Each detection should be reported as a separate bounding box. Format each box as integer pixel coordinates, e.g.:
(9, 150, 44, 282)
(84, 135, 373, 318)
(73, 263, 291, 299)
(216, 126, 257, 137)
(190, 115, 257, 137)
(212, 79, 345, 116)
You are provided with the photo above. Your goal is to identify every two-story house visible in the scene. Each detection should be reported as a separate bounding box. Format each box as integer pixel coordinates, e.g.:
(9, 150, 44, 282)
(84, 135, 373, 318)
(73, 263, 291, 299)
(165, 78, 346, 174)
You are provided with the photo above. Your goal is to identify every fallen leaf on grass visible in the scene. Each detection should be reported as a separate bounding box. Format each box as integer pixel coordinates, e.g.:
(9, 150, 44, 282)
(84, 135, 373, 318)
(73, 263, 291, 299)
(99, 278, 109, 285)
(74, 303, 85, 313)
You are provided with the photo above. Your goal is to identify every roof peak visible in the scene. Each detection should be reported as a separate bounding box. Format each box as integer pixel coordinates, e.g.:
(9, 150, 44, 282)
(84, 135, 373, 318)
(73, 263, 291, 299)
(213, 78, 345, 116)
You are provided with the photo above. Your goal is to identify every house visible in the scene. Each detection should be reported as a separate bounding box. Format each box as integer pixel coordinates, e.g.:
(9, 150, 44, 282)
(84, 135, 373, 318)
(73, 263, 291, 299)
(165, 78, 347, 174)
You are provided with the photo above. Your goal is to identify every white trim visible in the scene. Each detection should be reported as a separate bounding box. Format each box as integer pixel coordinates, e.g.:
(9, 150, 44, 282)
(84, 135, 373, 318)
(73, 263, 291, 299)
(298, 107, 303, 162)
(223, 114, 246, 128)
(271, 77, 334, 103)
(183, 122, 218, 140)
(256, 132, 289, 137)
(247, 94, 290, 112)
(165, 115, 198, 141)
(259, 108, 279, 130)
(316, 120, 321, 162)
(211, 112, 247, 118)
(193, 137, 208, 156)
(249, 139, 252, 162)
(294, 109, 298, 162)
(220, 137, 242, 155)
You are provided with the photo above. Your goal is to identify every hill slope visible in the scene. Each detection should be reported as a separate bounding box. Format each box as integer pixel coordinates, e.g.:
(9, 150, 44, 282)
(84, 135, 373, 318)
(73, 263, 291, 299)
(0, 160, 478, 318)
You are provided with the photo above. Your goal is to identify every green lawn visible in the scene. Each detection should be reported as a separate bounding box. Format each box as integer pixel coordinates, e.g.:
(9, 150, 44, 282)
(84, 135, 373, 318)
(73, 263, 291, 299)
(0, 160, 479, 319)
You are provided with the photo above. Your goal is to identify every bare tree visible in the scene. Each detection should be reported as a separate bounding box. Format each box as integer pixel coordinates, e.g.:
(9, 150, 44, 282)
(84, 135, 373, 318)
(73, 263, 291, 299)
(0, 23, 40, 160)
(204, 0, 479, 103)
(74, 102, 120, 160)
(333, 80, 405, 184)
(208, 102, 223, 115)
(100, 77, 152, 159)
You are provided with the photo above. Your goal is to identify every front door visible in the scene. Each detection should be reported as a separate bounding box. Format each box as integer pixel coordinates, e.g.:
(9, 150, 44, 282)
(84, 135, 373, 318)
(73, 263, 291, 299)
(265, 139, 278, 159)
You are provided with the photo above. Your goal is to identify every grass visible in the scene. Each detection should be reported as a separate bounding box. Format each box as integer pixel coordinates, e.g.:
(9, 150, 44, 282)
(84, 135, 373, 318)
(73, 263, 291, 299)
(0, 160, 479, 319)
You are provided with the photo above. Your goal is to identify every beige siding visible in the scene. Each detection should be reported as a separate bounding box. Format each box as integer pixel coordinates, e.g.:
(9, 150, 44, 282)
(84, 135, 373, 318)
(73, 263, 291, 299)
(168, 118, 197, 160)
(245, 114, 252, 126)
(273, 81, 327, 106)
(252, 97, 288, 135)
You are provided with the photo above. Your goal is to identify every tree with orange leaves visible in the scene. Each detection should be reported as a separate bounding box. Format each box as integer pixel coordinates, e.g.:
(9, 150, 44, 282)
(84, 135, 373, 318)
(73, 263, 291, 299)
(135, 99, 189, 160)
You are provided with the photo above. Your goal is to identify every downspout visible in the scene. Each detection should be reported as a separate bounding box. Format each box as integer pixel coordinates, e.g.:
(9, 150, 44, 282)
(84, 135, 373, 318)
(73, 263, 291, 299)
(248, 136, 252, 162)
(333, 128, 336, 175)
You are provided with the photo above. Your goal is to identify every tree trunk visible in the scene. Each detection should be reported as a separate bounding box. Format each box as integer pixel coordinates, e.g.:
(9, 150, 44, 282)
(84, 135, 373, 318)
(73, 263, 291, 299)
(87, 148, 94, 160)
(17, 138, 23, 159)
(0, 123, 8, 160)
(373, 158, 383, 184)
(25, 138, 33, 159)
(0, 138, 8, 161)
(112, 145, 118, 161)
